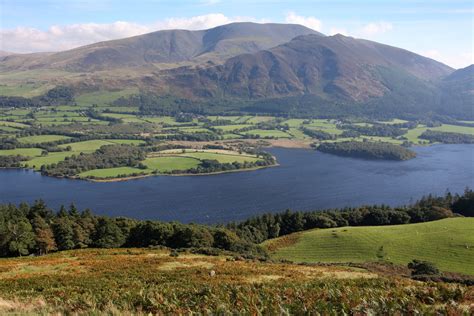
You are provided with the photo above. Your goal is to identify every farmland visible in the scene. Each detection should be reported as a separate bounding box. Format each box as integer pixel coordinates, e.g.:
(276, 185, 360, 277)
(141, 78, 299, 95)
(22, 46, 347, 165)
(1, 103, 473, 180)
(265, 218, 474, 275)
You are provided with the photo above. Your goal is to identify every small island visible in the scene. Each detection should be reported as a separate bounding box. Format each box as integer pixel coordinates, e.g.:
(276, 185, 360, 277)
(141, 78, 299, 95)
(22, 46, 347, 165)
(317, 141, 417, 161)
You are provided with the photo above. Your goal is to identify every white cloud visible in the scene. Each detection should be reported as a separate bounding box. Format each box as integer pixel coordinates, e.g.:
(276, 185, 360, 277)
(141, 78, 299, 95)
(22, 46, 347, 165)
(357, 22, 393, 37)
(419, 49, 473, 69)
(0, 13, 266, 53)
(200, 0, 221, 6)
(285, 12, 322, 31)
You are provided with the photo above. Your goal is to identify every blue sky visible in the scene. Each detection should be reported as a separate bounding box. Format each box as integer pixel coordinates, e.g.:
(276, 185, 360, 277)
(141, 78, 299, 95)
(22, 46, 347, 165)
(1, 0, 473, 68)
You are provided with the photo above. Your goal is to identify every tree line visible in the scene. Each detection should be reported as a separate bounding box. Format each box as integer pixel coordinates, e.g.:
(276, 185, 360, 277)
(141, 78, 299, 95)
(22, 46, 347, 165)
(227, 189, 474, 244)
(0, 201, 261, 257)
(0, 189, 471, 258)
(420, 130, 474, 144)
(317, 141, 417, 160)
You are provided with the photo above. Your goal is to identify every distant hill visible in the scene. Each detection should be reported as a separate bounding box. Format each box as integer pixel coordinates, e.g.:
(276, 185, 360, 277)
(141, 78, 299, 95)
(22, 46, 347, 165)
(0, 22, 321, 71)
(264, 218, 474, 275)
(1, 23, 471, 118)
(165, 34, 452, 102)
(438, 65, 474, 117)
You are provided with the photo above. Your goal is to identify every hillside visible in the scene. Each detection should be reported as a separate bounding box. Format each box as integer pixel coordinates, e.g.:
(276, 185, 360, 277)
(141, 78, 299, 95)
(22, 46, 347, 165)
(1, 23, 470, 118)
(0, 22, 321, 72)
(264, 218, 474, 275)
(438, 65, 474, 117)
(0, 248, 472, 314)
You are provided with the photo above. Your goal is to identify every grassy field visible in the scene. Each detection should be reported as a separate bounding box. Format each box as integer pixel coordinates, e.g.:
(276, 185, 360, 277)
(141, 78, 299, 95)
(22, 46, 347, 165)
(244, 129, 291, 138)
(0, 248, 471, 314)
(75, 88, 139, 106)
(0, 148, 43, 157)
(143, 156, 200, 172)
(25, 152, 77, 169)
(265, 218, 474, 275)
(17, 135, 71, 144)
(79, 166, 146, 178)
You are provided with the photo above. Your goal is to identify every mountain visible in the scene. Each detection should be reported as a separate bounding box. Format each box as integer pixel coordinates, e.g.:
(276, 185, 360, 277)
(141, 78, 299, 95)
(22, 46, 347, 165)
(438, 65, 474, 117)
(1, 22, 468, 118)
(163, 34, 452, 103)
(0, 23, 321, 71)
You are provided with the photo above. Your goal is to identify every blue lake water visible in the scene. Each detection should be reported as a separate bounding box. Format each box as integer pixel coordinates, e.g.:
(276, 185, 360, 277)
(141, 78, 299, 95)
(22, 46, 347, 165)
(1, 144, 473, 224)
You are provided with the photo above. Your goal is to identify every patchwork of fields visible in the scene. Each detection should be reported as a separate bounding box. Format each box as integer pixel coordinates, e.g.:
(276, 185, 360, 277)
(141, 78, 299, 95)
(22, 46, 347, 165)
(1, 103, 473, 180)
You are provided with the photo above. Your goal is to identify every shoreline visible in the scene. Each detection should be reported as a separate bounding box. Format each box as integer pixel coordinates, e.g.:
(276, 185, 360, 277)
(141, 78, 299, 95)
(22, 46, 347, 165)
(0, 161, 280, 183)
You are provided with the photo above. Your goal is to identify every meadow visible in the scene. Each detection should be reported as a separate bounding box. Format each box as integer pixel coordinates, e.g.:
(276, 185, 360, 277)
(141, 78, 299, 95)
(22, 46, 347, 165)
(0, 248, 471, 314)
(265, 218, 474, 275)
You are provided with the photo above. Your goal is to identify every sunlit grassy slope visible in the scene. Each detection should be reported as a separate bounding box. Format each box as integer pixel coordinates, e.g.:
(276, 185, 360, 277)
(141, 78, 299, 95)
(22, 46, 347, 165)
(265, 218, 474, 275)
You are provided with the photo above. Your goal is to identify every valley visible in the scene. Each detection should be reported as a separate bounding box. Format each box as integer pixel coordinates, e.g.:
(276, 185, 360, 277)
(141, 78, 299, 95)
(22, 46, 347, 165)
(1, 101, 474, 181)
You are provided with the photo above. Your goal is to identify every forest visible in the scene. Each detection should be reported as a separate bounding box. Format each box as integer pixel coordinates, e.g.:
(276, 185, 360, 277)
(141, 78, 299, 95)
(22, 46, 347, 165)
(317, 141, 417, 160)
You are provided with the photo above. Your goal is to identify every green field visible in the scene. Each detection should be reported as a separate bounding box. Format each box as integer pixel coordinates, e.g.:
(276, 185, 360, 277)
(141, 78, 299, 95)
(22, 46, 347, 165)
(0, 148, 43, 157)
(25, 152, 78, 169)
(143, 156, 200, 172)
(75, 88, 139, 106)
(431, 124, 474, 135)
(244, 129, 291, 138)
(79, 166, 146, 178)
(265, 218, 474, 275)
(17, 135, 71, 144)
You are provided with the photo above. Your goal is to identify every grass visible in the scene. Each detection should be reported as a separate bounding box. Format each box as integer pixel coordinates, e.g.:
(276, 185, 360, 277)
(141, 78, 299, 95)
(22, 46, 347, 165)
(265, 218, 474, 275)
(0, 148, 43, 157)
(431, 124, 474, 135)
(58, 140, 112, 152)
(75, 88, 139, 106)
(214, 124, 253, 132)
(25, 152, 77, 169)
(160, 149, 262, 164)
(143, 156, 200, 172)
(79, 167, 146, 178)
(403, 126, 429, 144)
(244, 129, 291, 138)
(0, 248, 471, 314)
(17, 135, 71, 144)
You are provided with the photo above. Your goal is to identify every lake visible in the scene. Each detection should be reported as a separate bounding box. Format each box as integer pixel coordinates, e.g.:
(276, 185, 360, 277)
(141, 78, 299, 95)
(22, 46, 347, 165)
(1, 144, 473, 223)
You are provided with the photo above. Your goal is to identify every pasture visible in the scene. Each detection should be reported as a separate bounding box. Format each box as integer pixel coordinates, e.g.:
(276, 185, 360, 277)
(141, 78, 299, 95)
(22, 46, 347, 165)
(265, 218, 474, 275)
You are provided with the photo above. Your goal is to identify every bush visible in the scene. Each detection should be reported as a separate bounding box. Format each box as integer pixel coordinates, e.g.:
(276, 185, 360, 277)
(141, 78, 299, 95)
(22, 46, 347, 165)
(408, 260, 440, 276)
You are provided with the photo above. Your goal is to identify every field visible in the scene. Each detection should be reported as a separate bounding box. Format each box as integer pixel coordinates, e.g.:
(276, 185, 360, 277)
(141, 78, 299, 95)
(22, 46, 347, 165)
(17, 134, 71, 144)
(79, 166, 146, 178)
(143, 156, 200, 172)
(265, 218, 474, 275)
(1, 104, 473, 179)
(0, 248, 471, 314)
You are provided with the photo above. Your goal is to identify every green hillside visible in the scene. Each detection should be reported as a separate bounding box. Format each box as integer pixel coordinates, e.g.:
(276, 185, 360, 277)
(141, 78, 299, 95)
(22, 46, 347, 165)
(265, 218, 474, 275)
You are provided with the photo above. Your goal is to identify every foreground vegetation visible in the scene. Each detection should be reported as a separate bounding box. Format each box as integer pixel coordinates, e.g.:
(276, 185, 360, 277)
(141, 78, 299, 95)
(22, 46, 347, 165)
(1, 248, 472, 314)
(265, 218, 474, 275)
(0, 190, 473, 313)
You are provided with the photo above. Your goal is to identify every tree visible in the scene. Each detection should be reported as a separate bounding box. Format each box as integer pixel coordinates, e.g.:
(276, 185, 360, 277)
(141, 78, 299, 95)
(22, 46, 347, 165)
(452, 189, 474, 217)
(6, 219, 36, 256)
(32, 216, 57, 255)
(52, 217, 75, 250)
(93, 218, 125, 248)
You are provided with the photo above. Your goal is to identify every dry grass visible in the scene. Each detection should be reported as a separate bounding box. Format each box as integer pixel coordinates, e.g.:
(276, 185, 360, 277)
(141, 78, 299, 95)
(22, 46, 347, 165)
(0, 248, 472, 314)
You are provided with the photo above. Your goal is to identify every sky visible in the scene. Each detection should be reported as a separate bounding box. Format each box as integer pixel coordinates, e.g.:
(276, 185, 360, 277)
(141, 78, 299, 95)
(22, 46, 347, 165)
(0, 0, 472, 68)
